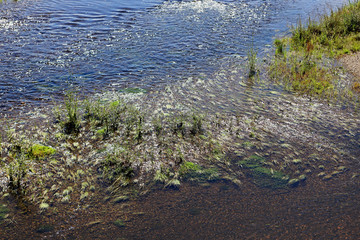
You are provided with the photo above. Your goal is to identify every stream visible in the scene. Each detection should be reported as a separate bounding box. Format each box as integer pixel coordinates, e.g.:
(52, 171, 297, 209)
(0, 0, 359, 239)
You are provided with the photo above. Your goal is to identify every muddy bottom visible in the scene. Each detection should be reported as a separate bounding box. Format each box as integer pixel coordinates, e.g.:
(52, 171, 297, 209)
(1, 173, 359, 240)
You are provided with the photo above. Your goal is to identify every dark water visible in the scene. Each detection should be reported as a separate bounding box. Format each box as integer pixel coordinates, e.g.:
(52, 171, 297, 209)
(0, 0, 348, 111)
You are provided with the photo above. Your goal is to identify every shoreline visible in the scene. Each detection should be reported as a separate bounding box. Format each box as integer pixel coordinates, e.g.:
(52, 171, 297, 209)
(340, 51, 360, 80)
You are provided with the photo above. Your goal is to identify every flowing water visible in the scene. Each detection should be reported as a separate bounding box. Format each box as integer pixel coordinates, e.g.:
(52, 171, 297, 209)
(0, 0, 349, 111)
(1, 0, 360, 239)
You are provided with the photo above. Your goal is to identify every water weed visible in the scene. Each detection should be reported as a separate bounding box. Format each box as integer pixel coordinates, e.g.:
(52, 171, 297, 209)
(247, 45, 258, 78)
(6, 153, 30, 197)
(63, 91, 80, 134)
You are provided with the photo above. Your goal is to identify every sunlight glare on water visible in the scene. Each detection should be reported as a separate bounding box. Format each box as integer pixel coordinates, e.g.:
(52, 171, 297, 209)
(0, 0, 349, 111)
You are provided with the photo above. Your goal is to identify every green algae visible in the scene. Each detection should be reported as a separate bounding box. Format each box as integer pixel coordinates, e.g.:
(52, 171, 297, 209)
(119, 88, 147, 94)
(237, 155, 265, 169)
(237, 155, 289, 189)
(179, 162, 220, 183)
(250, 167, 289, 189)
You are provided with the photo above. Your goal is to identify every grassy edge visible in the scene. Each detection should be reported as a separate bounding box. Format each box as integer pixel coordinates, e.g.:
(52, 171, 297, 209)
(269, 0, 360, 101)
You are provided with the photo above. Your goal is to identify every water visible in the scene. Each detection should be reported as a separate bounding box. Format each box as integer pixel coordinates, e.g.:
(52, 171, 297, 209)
(0, 0, 348, 111)
(1, 1, 359, 239)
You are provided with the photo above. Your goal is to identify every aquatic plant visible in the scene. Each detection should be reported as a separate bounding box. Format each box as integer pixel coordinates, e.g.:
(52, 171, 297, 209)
(152, 117, 163, 137)
(190, 113, 204, 136)
(164, 178, 181, 189)
(247, 46, 258, 78)
(250, 167, 289, 189)
(153, 169, 169, 183)
(237, 155, 265, 169)
(101, 148, 135, 189)
(172, 114, 186, 137)
(36, 224, 54, 233)
(179, 161, 220, 183)
(0, 204, 9, 221)
(236, 155, 290, 189)
(113, 219, 126, 227)
(6, 153, 30, 197)
(274, 39, 285, 56)
(84, 98, 126, 136)
(63, 91, 80, 134)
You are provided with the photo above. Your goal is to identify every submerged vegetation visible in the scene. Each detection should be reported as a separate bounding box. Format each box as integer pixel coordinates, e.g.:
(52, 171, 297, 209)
(0, 87, 355, 220)
(270, 0, 360, 99)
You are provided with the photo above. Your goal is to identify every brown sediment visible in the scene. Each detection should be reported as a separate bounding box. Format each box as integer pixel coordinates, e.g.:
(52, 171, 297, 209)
(1, 177, 359, 240)
(339, 52, 360, 80)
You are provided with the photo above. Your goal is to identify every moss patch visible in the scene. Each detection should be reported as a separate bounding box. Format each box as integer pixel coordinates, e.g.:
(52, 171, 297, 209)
(28, 144, 56, 158)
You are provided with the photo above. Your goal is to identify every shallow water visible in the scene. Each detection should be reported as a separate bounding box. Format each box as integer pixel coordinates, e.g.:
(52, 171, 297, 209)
(0, 0, 348, 111)
(1, 0, 359, 239)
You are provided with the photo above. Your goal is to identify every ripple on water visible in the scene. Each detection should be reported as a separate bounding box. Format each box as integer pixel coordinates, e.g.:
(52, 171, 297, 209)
(0, 0, 349, 111)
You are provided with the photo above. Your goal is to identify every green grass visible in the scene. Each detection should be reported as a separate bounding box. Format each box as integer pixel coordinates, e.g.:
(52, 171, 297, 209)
(290, 1, 360, 56)
(270, 0, 360, 98)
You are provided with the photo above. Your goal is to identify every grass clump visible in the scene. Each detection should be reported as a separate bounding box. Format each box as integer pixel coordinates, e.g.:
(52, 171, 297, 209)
(247, 46, 258, 78)
(84, 99, 126, 137)
(190, 114, 204, 136)
(6, 153, 30, 197)
(63, 91, 80, 134)
(291, 1, 360, 56)
(101, 148, 135, 189)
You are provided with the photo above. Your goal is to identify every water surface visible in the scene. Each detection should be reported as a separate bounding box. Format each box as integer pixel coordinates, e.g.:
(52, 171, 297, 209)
(0, 0, 348, 111)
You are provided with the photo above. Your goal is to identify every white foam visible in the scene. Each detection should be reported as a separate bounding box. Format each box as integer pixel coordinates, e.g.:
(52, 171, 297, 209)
(160, 0, 229, 14)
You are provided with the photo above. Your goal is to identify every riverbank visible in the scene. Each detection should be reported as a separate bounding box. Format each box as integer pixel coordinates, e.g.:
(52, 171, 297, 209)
(269, 0, 360, 100)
